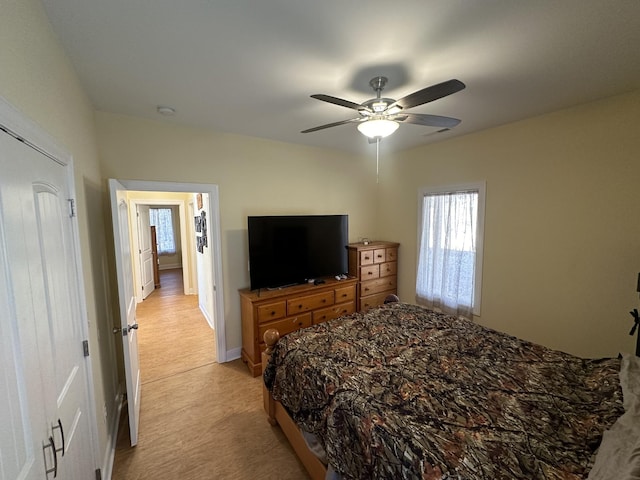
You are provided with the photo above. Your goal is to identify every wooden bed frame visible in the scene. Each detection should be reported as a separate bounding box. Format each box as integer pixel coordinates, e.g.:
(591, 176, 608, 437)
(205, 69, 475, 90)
(262, 328, 327, 480)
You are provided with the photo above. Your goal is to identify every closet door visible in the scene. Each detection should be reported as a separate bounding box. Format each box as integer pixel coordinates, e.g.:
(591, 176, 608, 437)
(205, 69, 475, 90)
(0, 212, 44, 480)
(0, 130, 95, 479)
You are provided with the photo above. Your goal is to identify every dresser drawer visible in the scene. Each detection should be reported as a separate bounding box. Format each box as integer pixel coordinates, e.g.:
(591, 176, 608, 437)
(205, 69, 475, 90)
(361, 276, 397, 297)
(373, 248, 386, 264)
(335, 284, 356, 303)
(385, 248, 398, 262)
(380, 261, 397, 277)
(287, 291, 334, 315)
(258, 313, 312, 340)
(360, 250, 375, 265)
(313, 301, 355, 325)
(360, 264, 380, 280)
(257, 301, 286, 323)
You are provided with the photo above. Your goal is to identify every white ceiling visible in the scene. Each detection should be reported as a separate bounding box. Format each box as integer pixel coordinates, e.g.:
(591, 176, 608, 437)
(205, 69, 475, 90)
(41, 0, 640, 155)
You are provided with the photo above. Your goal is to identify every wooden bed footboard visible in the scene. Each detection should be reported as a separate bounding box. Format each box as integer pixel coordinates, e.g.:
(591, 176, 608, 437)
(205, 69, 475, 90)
(262, 329, 327, 480)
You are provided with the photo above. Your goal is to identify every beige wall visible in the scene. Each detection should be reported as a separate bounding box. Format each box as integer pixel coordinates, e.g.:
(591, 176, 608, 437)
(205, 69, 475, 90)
(95, 111, 378, 354)
(379, 90, 640, 358)
(0, 0, 118, 469)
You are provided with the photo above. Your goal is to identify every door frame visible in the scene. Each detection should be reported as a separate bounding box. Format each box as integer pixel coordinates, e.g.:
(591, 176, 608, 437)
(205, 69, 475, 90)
(129, 198, 191, 302)
(0, 96, 100, 472)
(110, 179, 227, 362)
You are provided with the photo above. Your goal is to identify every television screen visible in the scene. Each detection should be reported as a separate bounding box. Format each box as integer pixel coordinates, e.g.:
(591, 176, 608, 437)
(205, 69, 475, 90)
(248, 215, 348, 290)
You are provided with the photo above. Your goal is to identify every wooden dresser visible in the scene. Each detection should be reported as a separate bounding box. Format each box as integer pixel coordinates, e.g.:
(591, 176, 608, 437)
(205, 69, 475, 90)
(240, 277, 357, 376)
(347, 241, 399, 311)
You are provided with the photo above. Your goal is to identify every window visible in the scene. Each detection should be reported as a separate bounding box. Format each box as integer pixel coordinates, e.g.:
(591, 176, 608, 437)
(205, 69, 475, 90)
(149, 207, 176, 255)
(416, 183, 485, 318)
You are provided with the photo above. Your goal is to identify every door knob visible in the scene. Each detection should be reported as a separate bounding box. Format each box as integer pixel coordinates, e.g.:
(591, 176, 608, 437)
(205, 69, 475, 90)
(121, 323, 139, 336)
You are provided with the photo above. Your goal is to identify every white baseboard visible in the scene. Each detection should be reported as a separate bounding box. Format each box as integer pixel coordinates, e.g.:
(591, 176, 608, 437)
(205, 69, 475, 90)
(102, 387, 124, 480)
(159, 263, 182, 270)
(225, 347, 241, 361)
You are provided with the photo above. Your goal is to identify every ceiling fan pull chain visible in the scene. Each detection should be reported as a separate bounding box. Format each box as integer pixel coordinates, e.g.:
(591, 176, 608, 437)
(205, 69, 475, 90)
(376, 138, 380, 184)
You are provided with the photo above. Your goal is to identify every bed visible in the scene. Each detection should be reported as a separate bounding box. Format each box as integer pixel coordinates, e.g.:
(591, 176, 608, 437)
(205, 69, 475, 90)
(262, 302, 640, 480)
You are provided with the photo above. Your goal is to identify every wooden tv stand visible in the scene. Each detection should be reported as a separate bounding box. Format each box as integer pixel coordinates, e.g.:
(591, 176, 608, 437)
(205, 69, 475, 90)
(240, 277, 357, 376)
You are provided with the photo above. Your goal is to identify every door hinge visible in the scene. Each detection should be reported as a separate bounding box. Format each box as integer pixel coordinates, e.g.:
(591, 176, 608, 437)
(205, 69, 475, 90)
(68, 199, 76, 217)
(95, 468, 102, 480)
(82, 340, 90, 357)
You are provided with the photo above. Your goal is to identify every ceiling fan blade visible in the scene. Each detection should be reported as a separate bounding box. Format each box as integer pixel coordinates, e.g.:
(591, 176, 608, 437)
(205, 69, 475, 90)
(301, 118, 360, 133)
(389, 79, 465, 111)
(310, 94, 363, 111)
(392, 113, 461, 128)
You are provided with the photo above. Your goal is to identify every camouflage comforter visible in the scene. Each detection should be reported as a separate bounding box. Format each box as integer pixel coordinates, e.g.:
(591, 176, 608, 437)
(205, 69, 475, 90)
(263, 302, 624, 480)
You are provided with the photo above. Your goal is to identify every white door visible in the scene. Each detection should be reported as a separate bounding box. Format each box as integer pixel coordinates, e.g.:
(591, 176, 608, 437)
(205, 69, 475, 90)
(137, 204, 154, 299)
(0, 130, 95, 478)
(109, 180, 141, 446)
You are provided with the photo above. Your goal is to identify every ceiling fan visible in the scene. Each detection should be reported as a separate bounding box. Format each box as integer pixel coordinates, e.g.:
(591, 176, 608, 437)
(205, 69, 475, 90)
(301, 76, 465, 140)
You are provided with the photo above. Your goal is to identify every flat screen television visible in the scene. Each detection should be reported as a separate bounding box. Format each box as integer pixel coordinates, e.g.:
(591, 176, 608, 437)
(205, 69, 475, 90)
(248, 214, 348, 290)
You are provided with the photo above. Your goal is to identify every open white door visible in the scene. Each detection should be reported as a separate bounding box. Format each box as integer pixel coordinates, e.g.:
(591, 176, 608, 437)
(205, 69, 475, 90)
(109, 179, 141, 446)
(137, 204, 154, 299)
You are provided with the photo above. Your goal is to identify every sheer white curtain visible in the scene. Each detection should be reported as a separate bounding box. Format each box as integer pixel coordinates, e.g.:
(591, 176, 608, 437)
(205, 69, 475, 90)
(149, 208, 176, 255)
(416, 190, 478, 318)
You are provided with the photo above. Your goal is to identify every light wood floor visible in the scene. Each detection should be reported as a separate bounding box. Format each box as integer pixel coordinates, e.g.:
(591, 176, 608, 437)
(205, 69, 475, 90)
(112, 269, 308, 479)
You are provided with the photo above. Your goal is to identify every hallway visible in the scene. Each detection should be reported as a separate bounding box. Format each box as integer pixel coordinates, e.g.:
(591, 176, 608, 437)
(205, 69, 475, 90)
(112, 269, 307, 479)
(136, 269, 216, 384)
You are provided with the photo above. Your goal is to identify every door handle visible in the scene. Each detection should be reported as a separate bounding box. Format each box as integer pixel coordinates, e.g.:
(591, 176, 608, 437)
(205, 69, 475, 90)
(123, 323, 139, 336)
(43, 436, 58, 478)
(112, 326, 122, 334)
(52, 419, 65, 456)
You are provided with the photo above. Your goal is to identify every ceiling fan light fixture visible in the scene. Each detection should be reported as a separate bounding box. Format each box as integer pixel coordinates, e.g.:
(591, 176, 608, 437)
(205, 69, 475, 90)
(357, 118, 399, 138)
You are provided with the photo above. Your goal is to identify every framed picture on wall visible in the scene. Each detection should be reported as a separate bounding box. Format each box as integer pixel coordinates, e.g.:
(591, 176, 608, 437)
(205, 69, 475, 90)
(200, 211, 207, 237)
(196, 193, 203, 210)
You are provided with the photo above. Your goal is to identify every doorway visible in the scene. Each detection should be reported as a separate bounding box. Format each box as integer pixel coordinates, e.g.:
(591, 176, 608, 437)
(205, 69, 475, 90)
(129, 197, 194, 302)
(109, 179, 226, 446)
(111, 179, 226, 361)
